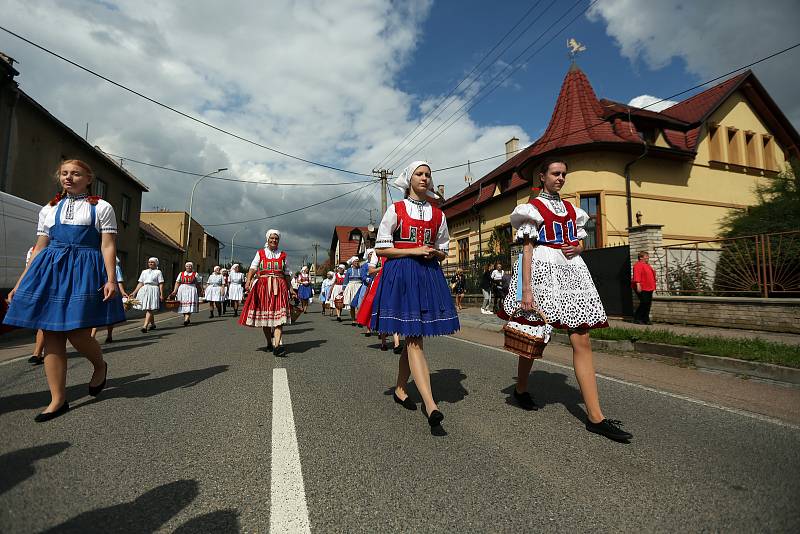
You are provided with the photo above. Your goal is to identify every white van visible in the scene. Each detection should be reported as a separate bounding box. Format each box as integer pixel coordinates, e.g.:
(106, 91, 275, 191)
(0, 191, 41, 297)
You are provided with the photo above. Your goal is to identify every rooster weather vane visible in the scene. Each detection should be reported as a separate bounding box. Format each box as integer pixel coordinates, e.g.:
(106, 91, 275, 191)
(567, 38, 587, 61)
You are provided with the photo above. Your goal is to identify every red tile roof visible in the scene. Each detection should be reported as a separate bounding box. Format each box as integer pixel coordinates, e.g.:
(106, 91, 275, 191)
(661, 72, 750, 123)
(330, 226, 368, 264)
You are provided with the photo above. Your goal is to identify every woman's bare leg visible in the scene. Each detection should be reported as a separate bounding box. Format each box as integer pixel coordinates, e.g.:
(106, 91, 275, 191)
(33, 330, 45, 357)
(570, 330, 605, 423)
(67, 328, 105, 382)
(395, 349, 411, 398)
(516, 356, 535, 393)
(41, 331, 68, 412)
(403, 337, 438, 414)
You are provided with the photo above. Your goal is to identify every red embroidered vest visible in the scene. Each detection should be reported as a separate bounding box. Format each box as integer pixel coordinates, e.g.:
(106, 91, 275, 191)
(180, 272, 197, 284)
(391, 200, 443, 249)
(334, 273, 345, 285)
(530, 198, 580, 248)
(258, 249, 286, 275)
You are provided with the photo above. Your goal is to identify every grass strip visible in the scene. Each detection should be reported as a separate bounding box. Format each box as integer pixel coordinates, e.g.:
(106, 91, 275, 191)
(591, 327, 800, 369)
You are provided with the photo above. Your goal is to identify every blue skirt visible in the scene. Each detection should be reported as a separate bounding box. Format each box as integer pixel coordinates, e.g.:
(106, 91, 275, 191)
(370, 257, 459, 337)
(352, 282, 368, 308)
(4, 246, 126, 331)
(298, 284, 313, 300)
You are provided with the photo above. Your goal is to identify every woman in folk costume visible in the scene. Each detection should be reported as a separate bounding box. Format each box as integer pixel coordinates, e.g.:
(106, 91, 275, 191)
(499, 159, 632, 442)
(329, 264, 346, 322)
(239, 229, 297, 357)
(370, 161, 459, 428)
(356, 247, 402, 353)
(220, 268, 230, 315)
(3, 160, 124, 422)
(90, 255, 128, 343)
(204, 266, 226, 318)
(342, 256, 363, 325)
(130, 257, 165, 333)
(227, 264, 246, 316)
(169, 261, 202, 327)
(297, 265, 313, 313)
(319, 271, 334, 315)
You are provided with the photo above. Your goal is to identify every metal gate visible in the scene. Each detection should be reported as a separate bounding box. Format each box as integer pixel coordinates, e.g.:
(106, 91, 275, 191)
(581, 245, 633, 318)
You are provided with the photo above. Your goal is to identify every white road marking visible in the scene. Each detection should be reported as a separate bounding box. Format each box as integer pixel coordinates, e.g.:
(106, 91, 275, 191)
(449, 335, 800, 431)
(270, 368, 311, 533)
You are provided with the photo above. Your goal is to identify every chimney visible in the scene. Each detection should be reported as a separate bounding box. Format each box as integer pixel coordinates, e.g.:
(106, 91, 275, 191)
(437, 184, 445, 198)
(505, 137, 519, 160)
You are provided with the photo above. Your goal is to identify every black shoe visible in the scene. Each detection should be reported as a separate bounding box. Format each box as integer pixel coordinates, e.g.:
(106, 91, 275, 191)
(34, 402, 69, 422)
(88, 362, 108, 397)
(28, 355, 44, 365)
(644, 320, 652, 325)
(423, 408, 444, 427)
(393, 345, 403, 355)
(273, 346, 287, 357)
(266, 343, 274, 353)
(365, 332, 371, 337)
(183, 320, 190, 327)
(512, 390, 539, 411)
(392, 391, 417, 411)
(209, 312, 214, 318)
(149, 324, 156, 330)
(380, 344, 388, 351)
(105, 337, 113, 343)
(337, 317, 342, 322)
(586, 419, 632, 442)
(140, 327, 148, 334)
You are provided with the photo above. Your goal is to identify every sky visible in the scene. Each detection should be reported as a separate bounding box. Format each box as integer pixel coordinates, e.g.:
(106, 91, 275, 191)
(1, 0, 798, 267)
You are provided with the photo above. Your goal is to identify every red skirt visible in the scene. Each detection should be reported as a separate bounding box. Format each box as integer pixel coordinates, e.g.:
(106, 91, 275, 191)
(356, 270, 382, 326)
(239, 276, 290, 327)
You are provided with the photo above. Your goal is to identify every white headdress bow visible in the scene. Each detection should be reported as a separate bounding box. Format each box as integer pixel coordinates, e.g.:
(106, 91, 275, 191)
(148, 257, 159, 267)
(392, 160, 437, 198)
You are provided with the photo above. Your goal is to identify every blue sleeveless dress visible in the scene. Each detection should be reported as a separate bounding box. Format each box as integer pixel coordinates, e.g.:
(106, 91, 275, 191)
(3, 199, 126, 331)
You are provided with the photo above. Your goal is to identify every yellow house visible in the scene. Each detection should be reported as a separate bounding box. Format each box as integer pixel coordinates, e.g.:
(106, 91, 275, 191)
(139, 211, 221, 274)
(441, 64, 799, 263)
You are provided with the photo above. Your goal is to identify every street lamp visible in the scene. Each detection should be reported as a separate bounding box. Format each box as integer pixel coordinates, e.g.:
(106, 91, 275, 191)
(230, 225, 247, 265)
(185, 167, 227, 265)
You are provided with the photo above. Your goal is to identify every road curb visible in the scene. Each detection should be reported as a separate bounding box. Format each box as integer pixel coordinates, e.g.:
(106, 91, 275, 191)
(458, 317, 800, 386)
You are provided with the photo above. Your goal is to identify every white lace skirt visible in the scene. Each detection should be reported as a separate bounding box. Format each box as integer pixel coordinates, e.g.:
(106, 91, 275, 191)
(176, 284, 199, 314)
(205, 285, 224, 302)
(137, 285, 161, 311)
(501, 246, 607, 338)
(342, 280, 363, 309)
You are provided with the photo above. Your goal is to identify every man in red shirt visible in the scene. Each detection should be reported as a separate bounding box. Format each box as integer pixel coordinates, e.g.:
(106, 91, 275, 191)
(632, 251, 657, 324)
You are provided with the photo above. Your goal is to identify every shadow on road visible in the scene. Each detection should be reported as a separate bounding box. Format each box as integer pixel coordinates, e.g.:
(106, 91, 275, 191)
(288, 339, 326, 354)
(0, 441, 70, 496)
(173, 509, 240, 533)
(501, 369, 586, 423)
(403, 368, 469, 405)
(41, 479, 199, 533)
(280, 328, 314, 336)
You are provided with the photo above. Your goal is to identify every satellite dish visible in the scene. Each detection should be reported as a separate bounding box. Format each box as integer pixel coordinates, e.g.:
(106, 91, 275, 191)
(368, 223, 375, 233)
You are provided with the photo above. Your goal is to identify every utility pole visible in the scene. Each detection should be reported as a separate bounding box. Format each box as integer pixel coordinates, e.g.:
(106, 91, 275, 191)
(372, 169, 393, 215)
(312, 242, 320, 275)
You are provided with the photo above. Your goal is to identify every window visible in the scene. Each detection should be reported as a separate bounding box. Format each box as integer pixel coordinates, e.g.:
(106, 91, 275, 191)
(95, 178, 107, 199)
(121, 194, 131, 225)
(197, 238, 202, 252)
(457, 237, 469, 265)
(579, 194, 601, 249)
(348, 230, 362, 242)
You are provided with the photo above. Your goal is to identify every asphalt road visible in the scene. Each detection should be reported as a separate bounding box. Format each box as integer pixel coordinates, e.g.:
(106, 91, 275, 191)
(1, 310, 798, 533)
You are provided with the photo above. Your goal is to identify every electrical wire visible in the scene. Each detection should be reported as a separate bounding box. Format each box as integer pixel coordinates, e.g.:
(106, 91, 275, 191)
(0, 24, 373, 178)
(103, 151, 373, 186)
(372, 0, 551, 170)
(203, 180, 378, 227)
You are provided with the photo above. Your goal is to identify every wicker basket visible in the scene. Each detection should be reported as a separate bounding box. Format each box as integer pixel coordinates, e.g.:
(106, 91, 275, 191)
(290, 304, 303, 322)
(503, 325, 547, 359)
(334, 295, 344, 311)
(164, 299, 179, 310)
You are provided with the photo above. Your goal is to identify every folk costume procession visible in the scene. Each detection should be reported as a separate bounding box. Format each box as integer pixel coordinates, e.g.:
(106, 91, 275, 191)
(2, 156, 631, 442)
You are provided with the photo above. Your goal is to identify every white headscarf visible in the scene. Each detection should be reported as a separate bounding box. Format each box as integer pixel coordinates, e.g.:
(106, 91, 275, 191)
(301, 265, 309, 273)
(231, 264, 240, 272)
(392, 160, 437, 198)
(213, 265, 221, 273)
(327, 271, 334, 278)
(148, 257, 159, 267)
(266, 229, 280, 239)
(363, 248, 374, 261)
(337, 264, 346, 270)
(185, 261, 194, 271)
(347, 256, 359, 266)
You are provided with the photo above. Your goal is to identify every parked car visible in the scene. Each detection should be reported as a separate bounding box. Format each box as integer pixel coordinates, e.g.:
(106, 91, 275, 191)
(1, 191, 40, 298)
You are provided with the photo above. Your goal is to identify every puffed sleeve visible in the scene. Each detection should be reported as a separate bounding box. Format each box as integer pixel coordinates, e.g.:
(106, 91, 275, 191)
(96, 200, 118, 234)
(157, 270, 165, 283)
(138, 270, 147, 283)
(36, 204, 54, 237)
(176, 273, 183, 282)
(375, 204, 398, 249)
(249, 251, 261, 271)
(435, 215, 450, 252)
(510, 203, 544, 243)
(573, 206, 589, 240)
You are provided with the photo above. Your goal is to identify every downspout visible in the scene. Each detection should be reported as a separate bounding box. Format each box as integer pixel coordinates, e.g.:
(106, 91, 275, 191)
(624, 134, 648, 229)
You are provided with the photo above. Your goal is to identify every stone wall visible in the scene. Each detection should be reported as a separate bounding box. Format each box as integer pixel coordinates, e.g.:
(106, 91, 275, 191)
(651, 296, 800, 334)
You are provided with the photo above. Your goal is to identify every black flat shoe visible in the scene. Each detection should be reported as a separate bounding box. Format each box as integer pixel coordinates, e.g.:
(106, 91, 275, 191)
(28, 355, 44, 365)
(380, 344, 388, 351)
(34, 402, 69, 422)
(266, 343, 274, 353)
(424, 409, 444, 427)
(209, 312, 214, 318)
(337, 317, 341, 322)
(365, 332, 371, 337)
(586, 419, 632, 442)
(88, 362, 108, 397)
(393, 345, 403, 355)
(149, 324, 156, 330)
(105, 337, 113, 343)
(273, 346, 287, 357)
(140, 328, 147, 334)
(513, 390, 539, 411)
(392, 391, 417, 411)
(183, 320, 190, 327)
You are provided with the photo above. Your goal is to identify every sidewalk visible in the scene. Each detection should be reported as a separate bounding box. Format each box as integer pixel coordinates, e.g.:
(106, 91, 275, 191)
(459, 306, 800, 346)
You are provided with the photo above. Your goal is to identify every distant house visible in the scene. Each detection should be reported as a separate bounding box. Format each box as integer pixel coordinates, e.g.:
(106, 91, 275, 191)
(0, 52, 148, 277)
(329, 226, 369, 266)
(138, 221, 184, 287)
(139, 211, 220, 274)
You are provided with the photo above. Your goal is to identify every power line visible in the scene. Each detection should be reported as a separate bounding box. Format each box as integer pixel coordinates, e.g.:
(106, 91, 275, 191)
(0, 24, 373, 178)
(429, 40, 800, 176)
(372, 0, 551, 170)
(103, 151, 372, 186)
(203, 180, 378, 227)
(386, 0, 591, 170)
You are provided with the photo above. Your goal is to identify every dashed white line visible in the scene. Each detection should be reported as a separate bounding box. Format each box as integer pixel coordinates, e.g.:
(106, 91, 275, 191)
(270, 368, 311, 533)
(449, 335, 800, 431)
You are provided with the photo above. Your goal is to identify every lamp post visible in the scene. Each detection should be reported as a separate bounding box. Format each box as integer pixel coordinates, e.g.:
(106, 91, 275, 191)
(185, 167, 227, 265)
(230, 225, 247, 265)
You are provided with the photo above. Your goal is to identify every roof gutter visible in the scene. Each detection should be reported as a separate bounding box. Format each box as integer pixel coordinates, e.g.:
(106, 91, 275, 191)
(624, 134, 648, 229)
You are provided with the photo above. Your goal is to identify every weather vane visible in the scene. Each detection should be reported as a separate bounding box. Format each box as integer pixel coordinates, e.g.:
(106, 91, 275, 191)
(567, 38, 587, 61)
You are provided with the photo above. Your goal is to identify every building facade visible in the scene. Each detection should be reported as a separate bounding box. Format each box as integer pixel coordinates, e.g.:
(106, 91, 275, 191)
(139, 211, 220, 274)
(137, 221, 184, 288)
(440, 65, 799, 264)
(0, 53, 149, 279)
(329, 225, 370, 266)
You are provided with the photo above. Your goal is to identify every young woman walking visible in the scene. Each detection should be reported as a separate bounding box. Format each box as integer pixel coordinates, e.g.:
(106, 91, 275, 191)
(226, 264, 246, 316)
(169, 262, 202, 326)
(130, 257, 164, 333)
(3, 160, 123, 421)
(297, 266, 313, 313)
(370, 161, 459, 428)
(498, 159, 632, 442)
(205, 266, 225, 318)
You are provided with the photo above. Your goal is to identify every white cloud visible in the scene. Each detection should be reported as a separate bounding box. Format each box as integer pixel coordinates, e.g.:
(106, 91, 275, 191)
(627, 94, 678, 112)
(0, 0, 529, 265)
(588, 0, 800, 126)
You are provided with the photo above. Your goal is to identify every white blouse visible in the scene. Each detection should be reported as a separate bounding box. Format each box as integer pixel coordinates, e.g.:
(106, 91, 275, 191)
(375, 199, 450, 251)
(138, 269, 164, 285)
(249, 248, 290, 274)
(37, 196, 118, 236)
(207, 273, 224, 286)
(510, 199, 589, 242)
(229, 272, 246, 284)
